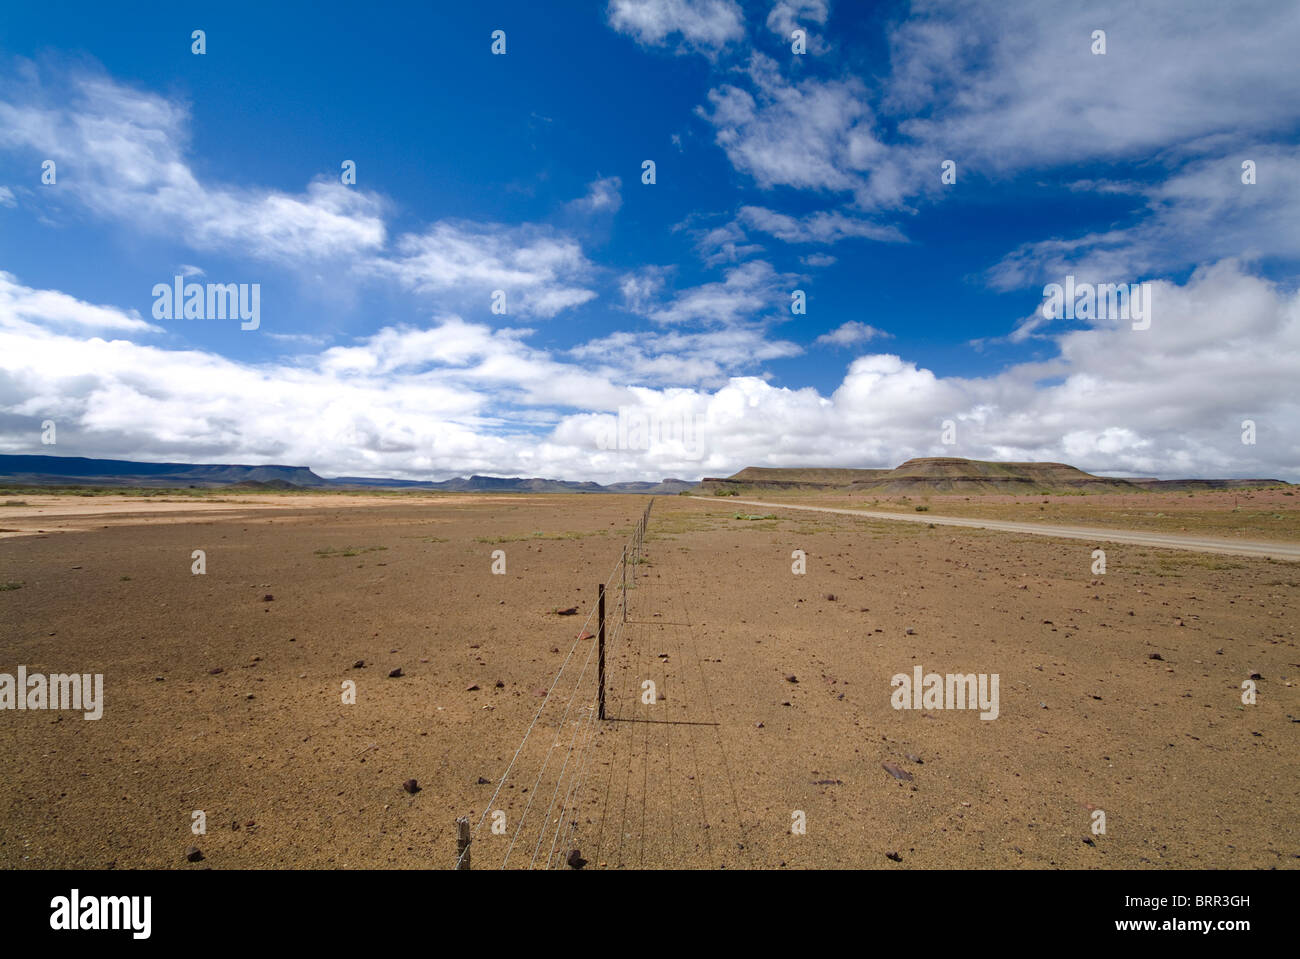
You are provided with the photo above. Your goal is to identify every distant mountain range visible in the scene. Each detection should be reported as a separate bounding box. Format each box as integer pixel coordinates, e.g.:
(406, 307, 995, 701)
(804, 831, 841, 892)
(0, 454, 693, 494)
(2, 453, 1285, 497)
(701, 458, 1288, 494)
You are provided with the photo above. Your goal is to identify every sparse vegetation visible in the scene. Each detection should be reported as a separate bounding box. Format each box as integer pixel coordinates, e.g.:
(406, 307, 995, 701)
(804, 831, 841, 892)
(315, 545, 388, 558)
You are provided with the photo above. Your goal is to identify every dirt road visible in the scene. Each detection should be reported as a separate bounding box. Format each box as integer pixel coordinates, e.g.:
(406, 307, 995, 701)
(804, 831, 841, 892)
(690, 497, 1300, 562)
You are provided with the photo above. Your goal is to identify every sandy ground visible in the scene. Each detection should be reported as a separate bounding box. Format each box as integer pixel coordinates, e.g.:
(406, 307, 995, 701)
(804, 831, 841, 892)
(0, 493, 1296, 869)
(696, 496, 1300, 561)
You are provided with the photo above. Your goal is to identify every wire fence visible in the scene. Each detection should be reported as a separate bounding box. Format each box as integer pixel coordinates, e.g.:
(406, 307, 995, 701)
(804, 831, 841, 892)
(453, 499, 653, 869)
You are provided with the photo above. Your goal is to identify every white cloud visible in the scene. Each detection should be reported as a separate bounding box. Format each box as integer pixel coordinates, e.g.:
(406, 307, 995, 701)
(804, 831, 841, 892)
(364, 221, 597, 319)
(4, 260, 1293, 482)
(816, 321, 891, 347)
(641, 260, 796, 326)
(0, 67, 599, 320)
(570, 325, 801, 388)
(0, 271, 158, 334)
(0, 72, 387, 263)
(766, 0, 830, 53)
(738, 205, 906, 244)
(0, 186, 15, 207)
(607, 0, 745, 55)
(802, 252, 836, 268)
(567, 176, 623, 215)
(989, 146, 1300, 291)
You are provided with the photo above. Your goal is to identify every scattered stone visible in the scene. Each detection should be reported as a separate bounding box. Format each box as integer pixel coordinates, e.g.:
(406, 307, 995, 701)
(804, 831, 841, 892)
(566, 848, 587, 869)
(353, 660, 365, 668)
(905, 628, 916, 636)
(825, 593, 837, 602)
(495, 680, 505, 688)
(785, 674, 798, 683)
(262, 594, 274, 602)
(1148, 653, 1163, 661)
(556, 607, 579, 616)
(154, 676, 165, 682)
(185, 846, 203, 863)
(476, 776, 490, 785)
(402, 779, 420, 794)
(1249, 670, 1262, 680)
(881, 762, 913, 782)
(208, 667, 224, 675)
(755, 722, 764, 729)
(905, 753, 923, 764)
(466, 683, 480, 691)
(388, 667, 403, 678)
(885, 851, 903, 862)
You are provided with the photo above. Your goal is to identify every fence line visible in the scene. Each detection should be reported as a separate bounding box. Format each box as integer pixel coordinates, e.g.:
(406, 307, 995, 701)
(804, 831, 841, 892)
(454, 498, 654, 869)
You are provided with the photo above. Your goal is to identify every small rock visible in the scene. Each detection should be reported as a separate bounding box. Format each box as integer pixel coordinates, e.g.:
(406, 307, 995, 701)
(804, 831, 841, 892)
(353, 660, 365, 669)
(495, 680, 505, 688)
(466, 683, 480, 691)
(388, 667, 403, 678)
(566, 848, 587, 869)
(905, 753, 923, 764)
(402, 779, 420, 794)
(905, 628, 916, 636)
(785, 674, 798, 684)
(185, 846, 203, 863)
(556, 607, 579, 616)
(1147, 653, 1163, 661)
(881, 762, 913, 782)
(1248, 670, 1262, 680)
(262, 594, 274, 602)
(208, 667, 224, 675)
(755, 722, 764, 729)
(885, 851, 902, 862)
(476, 776, 490, 785)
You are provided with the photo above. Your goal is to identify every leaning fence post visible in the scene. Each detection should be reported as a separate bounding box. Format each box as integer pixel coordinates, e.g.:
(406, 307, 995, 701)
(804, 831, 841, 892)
(598, 583, 606, 720)
(455, 816, 471, 869)
(622, 546, 627, 623)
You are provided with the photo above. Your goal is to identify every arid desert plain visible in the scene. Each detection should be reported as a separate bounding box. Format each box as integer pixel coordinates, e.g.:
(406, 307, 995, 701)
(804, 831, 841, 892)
(1, 489, 1296, 869)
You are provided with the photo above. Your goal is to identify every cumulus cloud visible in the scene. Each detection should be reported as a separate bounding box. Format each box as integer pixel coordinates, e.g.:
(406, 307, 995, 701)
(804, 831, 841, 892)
(607, 0, 745, 55)
(0, 271, 158, 334)
(2, 260, 1295, 482)
(815, 321, 890, 347)
(640, 260, 797, 326)
(366, 221, 598, 319)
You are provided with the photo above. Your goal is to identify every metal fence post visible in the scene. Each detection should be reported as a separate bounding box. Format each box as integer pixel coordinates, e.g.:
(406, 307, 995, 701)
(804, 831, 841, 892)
(597, 583, 606, 720)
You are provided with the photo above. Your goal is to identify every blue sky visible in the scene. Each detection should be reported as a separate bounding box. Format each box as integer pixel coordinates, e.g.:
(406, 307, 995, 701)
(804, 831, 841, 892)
(1, 1, 1297, 482)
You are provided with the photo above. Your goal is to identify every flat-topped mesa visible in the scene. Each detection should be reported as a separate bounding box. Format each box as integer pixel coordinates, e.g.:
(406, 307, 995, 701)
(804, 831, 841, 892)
(700, 456, 1291, 495)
